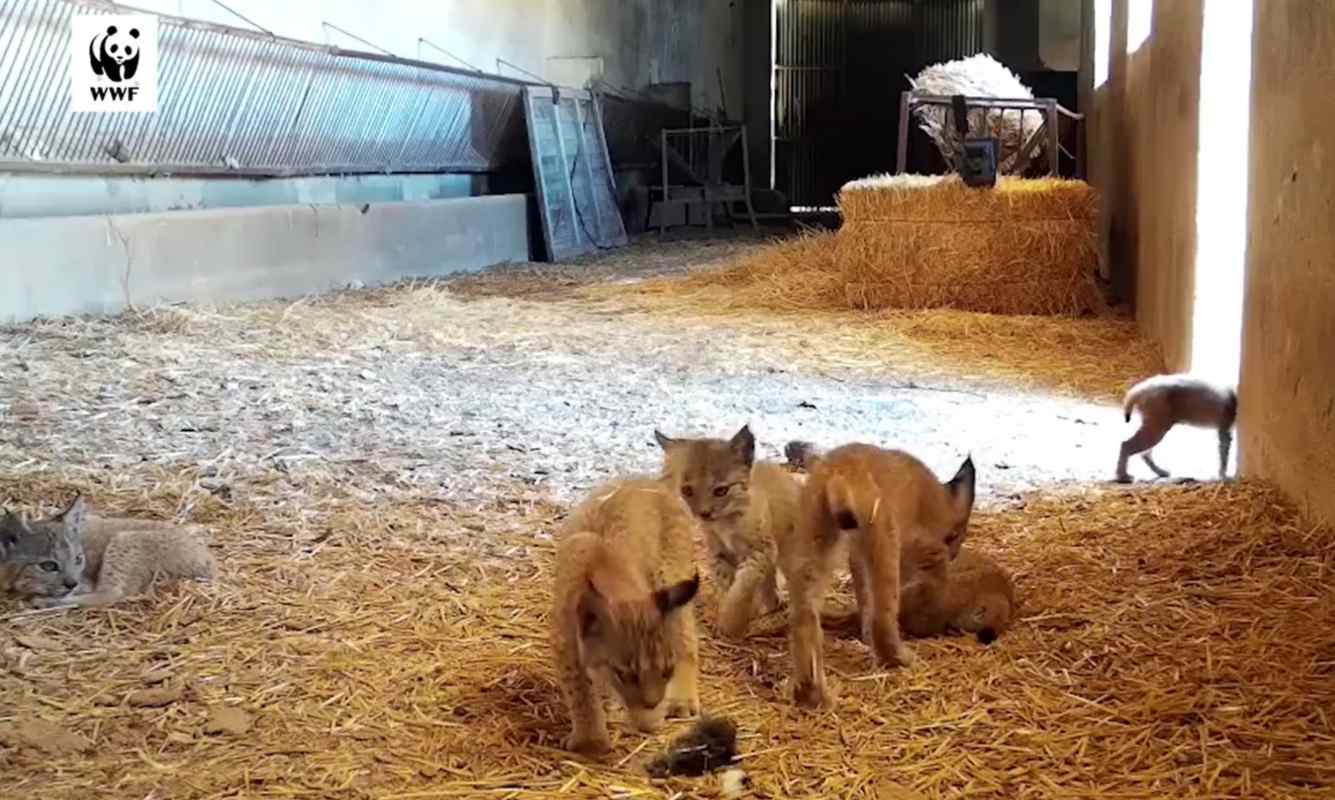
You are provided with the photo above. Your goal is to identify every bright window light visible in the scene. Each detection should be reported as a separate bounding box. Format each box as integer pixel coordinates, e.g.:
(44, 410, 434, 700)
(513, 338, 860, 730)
(1190, 0, 1253, 383)
(1128, 0, 1153, 53)
(1094, 0, 1112, 88)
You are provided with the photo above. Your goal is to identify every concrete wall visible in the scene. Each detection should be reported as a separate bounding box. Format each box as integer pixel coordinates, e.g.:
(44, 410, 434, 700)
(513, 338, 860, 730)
(133, 0, 743, 116)
(0, 195, 529, 323)
(1084, 0, 1203, 371)
(1238, 1, 1335, 525)
(0, 174, 483, 219)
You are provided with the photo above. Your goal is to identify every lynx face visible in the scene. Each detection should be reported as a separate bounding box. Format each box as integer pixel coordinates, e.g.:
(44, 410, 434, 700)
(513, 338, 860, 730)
(0, 497, 88, 598)
(578, 575, 698, 713)
(655, 425, 755, 524)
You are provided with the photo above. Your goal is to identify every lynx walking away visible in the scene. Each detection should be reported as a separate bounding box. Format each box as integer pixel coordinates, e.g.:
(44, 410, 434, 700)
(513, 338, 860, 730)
(549, 477, 702, 755)
(655, 424, 801, 639)
(779, 443, 976, 708)
(0, 495, 215, 609)
(1117, 374, 1238, 483)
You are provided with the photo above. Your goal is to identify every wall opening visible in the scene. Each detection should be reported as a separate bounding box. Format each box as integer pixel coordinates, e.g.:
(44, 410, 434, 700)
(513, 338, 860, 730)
(1093, 0, 1112, 89)
(1190, 0, 1254, 384)
(1127, 0, 1153, 54)
(769, 0, 778, 190)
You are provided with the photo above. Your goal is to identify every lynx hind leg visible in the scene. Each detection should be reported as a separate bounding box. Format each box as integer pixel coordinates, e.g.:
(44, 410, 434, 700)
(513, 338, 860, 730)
(1117, 419, 1171, 482)
(849, 552, 890, 646)
(663, 608, 701, 719)
(1141, 452, 1171, 478)
(1217, 428, 1233, 479)
(864, 530, 915, 669)
(782, 542, 842, 709)
(757, 568, 781, 617)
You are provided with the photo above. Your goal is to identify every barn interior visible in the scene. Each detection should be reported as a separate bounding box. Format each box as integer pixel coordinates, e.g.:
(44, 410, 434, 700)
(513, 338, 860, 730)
(1, 1, 1333, 798)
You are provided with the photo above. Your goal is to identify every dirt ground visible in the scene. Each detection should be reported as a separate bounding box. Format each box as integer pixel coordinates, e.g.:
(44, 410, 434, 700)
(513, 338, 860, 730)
(4, 230, 1318, 800)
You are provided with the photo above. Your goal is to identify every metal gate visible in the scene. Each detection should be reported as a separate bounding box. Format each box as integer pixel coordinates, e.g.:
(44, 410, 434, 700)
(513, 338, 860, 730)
(773, 0, 984, 209)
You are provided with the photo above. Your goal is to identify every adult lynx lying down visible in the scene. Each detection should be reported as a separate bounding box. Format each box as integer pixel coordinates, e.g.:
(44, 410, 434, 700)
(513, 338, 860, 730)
(550, 477, 701, 755)
(0, 495, 215, 609)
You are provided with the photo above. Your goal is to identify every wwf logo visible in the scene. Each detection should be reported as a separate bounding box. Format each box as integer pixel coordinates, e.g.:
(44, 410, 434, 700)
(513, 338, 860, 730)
(70, 14, 158, 112)
(88, 24, 141, 83)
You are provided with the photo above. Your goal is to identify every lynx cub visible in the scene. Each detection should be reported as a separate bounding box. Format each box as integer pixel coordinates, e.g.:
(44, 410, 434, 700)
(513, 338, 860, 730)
(550, 477, 702, 755)
(655, 424, 801, 639)
(779, 443, 975, 708)
(0, 495, 215, 609)
(786, 438, 1006, 641)
(1117, 374, 1238, 482)
(899, 546, 1016, 644)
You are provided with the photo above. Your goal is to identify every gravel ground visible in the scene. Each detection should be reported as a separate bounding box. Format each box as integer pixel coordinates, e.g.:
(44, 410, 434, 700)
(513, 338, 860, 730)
(0, 229, 1217, 513)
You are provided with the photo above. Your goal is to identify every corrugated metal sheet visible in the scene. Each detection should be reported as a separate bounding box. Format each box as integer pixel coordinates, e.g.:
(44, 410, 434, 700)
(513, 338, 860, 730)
(773, 0, 985, 207)
(915, 0, 985, 65)
(0, 0, 531, 176)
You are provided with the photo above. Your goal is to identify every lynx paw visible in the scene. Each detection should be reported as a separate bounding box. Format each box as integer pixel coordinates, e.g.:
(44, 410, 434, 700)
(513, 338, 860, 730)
(627, 706, 666, 734)
(874, 641, 916, 668)
(1114, 473, 1133, 484)
(27, 595, 70, 610)
(893, 643, 917, 667)
(957, 607, 987, 631)
(664, 695, 700, 719)
(564, 731, 612, 756)
(792, 680, 830, 710)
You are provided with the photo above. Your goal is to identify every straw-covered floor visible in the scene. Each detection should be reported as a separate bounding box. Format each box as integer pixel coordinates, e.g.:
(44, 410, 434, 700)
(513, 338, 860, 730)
(3, 232, 1330, 798)
(3, 475, 1332, 799)
(633, 176, 1101, 317)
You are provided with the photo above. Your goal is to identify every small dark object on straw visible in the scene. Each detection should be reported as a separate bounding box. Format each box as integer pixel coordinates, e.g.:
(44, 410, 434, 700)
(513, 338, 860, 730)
(645, 715, 739, 778)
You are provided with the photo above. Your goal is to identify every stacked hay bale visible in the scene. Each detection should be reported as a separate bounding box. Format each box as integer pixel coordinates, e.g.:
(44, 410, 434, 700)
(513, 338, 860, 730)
(677, 173, 1100, 317)
(833, 173, 1101, 315)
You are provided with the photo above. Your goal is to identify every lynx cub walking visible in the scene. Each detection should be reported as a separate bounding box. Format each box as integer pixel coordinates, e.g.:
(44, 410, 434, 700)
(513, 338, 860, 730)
(0, 495, 215, 609)
(1117, 374, 1238, 483)
(655, 425, 800, 639)
(550, 477, 702, 755)
(779, 444, 975, 708)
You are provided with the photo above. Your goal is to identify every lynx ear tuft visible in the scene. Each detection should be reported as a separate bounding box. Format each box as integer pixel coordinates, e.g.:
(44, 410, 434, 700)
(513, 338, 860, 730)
(729, 425, 755, 467)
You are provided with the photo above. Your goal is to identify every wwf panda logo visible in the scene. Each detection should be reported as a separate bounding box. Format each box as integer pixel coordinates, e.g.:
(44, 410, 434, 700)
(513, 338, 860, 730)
(88, 25, 140, 83)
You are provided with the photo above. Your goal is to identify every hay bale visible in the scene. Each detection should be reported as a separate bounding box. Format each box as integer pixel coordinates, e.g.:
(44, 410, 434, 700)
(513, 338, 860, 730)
(835, 173, 1100, 315)
(655, 173, 1101, 317)
(908, 53, 1045, 173)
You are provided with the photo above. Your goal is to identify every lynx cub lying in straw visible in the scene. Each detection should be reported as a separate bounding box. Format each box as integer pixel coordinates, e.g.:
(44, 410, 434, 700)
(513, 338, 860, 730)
(0, 495, 215, 609)
(549, 477, 701, 755)
(899, 546, 1015, 644)
(779, 443, 975, 708)
(655, 424, 800, 639)
(822, 546, 1016, 645)
(1117, 374, 1238, 483)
